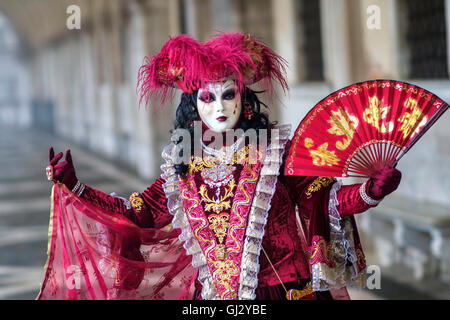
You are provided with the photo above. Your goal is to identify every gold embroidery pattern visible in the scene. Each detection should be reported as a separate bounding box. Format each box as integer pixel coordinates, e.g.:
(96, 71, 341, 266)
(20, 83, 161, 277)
(180, 178, 214, 249)
(305, 177, 337, 198)
(226, 163, 259, 258)
(208, 213, 230, 244)
(212, 259, 239, 299)
(189, 155, 222, 174)
(356, 248, 366, 272)
(398, 97, 427, 139)
(363, 96, 394, 133)
(327, 107, 359, 150)
(304, 138, 340, 167)
(199, 179, 236, 213)
(215, 244, 227, 261)
(188, 146, 261, 174)
(129, 192, 144, 212)
(309, 238, 332, 263)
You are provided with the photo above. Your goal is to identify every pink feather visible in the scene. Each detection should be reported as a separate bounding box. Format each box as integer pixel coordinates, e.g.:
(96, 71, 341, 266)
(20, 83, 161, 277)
(137, 32, 289, 111)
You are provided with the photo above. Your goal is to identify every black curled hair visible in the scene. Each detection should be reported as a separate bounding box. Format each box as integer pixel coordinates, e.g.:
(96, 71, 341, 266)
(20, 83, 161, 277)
(170, 87, 277, 176)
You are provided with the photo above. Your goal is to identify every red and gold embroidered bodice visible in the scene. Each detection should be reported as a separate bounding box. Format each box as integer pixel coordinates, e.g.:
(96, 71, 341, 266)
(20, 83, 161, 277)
(79, 138, 374, 297)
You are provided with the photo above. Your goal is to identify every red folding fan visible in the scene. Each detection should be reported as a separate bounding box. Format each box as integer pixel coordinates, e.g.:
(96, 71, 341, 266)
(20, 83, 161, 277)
(285, 80, 449, 178)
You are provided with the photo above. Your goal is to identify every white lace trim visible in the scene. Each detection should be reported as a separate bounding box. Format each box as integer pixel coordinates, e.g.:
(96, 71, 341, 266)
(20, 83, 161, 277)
(310, 180, 366, 291)
(238, 124, 291, 300)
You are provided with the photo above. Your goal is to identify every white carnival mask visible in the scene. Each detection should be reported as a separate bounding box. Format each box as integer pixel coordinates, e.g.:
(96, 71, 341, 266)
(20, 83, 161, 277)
(197, 80, 242, 133)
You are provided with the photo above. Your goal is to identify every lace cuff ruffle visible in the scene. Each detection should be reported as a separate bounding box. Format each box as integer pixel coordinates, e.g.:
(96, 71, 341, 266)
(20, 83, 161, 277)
(310, 180, 367, 291)
(359, 181, 382, 206)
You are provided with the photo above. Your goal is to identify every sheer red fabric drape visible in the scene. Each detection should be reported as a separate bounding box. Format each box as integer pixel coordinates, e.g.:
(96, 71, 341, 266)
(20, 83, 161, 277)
(38, 183, 197, 300)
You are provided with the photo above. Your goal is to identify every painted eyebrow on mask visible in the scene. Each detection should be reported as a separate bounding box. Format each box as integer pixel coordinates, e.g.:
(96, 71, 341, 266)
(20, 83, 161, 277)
(199, 91, 216, 102)
(221, 89, 236, 99)
(198, 82, 235, 102)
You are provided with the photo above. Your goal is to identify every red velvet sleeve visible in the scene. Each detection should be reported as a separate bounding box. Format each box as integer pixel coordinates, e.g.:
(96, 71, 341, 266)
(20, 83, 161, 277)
(80, 177, 172, 228)
(280, 139, 317, 214)
(283, 177, 377, 219)
(140, 177, 173, 229)
(336, 182, 377, 217)
(281, 175, 314, 208)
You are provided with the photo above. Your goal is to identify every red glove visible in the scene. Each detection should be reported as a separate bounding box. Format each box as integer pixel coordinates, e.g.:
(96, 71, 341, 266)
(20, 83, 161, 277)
(367, 165, 402, 200)
(48, 147, 78, 190)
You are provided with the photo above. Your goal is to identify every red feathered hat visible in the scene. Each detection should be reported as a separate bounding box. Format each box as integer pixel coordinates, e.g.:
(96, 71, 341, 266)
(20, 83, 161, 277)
(137, 32, 288, 108)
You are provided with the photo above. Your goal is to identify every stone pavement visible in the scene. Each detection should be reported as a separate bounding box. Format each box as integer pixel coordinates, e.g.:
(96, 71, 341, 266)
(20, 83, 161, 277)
(0, 125, 446, 300)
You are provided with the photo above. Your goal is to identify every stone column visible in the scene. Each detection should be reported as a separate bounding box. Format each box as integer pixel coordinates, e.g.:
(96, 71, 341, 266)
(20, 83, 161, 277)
(109, 0, 126, 161)
(271, 0, 298, 127)
(320, 0, 353, 89)
(89, 0, 105, 151)
(271, 0, 298, 85)
(80, 31, 97, 150)
(184, 0, 212, 41)
(446, 0, 450, 77)
(348, 0, 401, 81)
(93, 0, 117, 158)
(211, 0, 241, 32)
(124, 0, 168, 179)
(70, 36, 86, 143)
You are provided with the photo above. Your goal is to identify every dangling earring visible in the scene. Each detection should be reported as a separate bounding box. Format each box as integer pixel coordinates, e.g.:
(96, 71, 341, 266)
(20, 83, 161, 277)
(244, 102, 253, 120)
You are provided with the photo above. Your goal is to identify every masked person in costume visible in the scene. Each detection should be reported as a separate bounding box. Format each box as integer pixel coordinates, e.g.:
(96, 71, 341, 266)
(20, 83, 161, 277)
(39, 33, 401, 300)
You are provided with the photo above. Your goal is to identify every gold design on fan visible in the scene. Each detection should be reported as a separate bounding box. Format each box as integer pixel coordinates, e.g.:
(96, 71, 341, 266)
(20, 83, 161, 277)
(327, 107, 359, 150)
(304, 138, 340, 167)
(208, 213, 230, 244)
(363, 96, 394, 133)
(199, 179, 236, 213)
(398, 98, 427, 139)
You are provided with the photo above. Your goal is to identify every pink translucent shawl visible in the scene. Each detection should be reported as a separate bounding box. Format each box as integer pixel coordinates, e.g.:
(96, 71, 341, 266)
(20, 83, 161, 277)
(37, 183, 197, 300)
